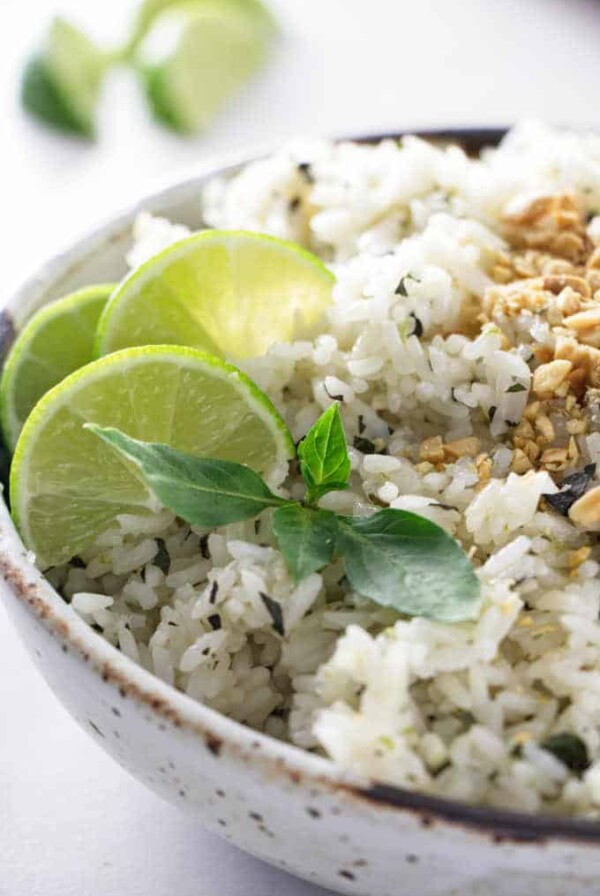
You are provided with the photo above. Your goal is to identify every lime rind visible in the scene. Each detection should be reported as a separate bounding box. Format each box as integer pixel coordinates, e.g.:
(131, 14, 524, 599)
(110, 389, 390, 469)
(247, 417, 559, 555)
(21, 17, 107, 139)
(138, 0, 276, 134)
(11, 345, 294, 568)
(0, 284, 114, 451)
(95, 229, 334, 359)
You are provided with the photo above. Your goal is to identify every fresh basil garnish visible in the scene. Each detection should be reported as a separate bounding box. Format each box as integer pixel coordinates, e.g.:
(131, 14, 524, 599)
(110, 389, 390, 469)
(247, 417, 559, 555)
(298, 403, 351, 505)
(88, 408, 482, 623)
(336, 509, 482, 621)
(272, 503, 338, 583)
(86, 425, 288, 528)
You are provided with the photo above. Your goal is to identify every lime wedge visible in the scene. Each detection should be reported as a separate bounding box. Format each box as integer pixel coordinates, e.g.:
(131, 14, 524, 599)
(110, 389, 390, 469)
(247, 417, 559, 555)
(139, 0, 275, 134)
(0, 284, 114, 451)
(10, 345, 294, 569)
(21, 17, 107, 139)
(96, 230, 334, 360)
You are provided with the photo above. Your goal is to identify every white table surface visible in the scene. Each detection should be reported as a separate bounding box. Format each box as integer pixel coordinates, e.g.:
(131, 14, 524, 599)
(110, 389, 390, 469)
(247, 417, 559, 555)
(1, 1, 600, 893)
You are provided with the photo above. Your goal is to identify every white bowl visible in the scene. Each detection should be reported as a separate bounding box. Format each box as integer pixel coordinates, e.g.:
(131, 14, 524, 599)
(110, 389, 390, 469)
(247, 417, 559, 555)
(2, 132, 600, 896)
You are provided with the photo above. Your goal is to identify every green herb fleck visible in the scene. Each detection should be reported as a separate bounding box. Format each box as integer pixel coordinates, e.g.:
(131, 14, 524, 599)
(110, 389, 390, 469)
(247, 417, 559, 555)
(395, 273, 420, 297)
(541, 733, 590, 775)
(260, 592, 285, 635)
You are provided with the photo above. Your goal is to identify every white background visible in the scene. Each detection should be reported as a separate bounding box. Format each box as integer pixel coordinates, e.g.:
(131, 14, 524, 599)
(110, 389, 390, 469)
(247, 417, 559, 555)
(1, 1, 599, 894)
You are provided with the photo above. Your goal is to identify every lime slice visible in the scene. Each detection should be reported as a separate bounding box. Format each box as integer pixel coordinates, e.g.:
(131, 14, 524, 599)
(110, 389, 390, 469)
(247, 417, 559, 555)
(96, 230, 334, 360)
(21, 17, 107, 139)
(0, 284, 114, 452)
(10, 345, 294, 569)
(139, 0, 275, 134)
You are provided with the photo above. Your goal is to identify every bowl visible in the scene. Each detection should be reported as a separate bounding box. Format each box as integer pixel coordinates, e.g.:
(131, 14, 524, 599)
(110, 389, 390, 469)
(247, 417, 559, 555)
(2, 129, 600, 896)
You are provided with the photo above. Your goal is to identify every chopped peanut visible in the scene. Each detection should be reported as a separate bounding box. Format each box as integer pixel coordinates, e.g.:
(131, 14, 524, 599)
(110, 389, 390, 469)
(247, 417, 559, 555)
(532, 359, 573, 396)
(512, 449, 533, 474)
(568, 546, 591, 572)
(535, 414, 555, 442)
(566, 413, 587, 435)
(540, 447, 568, 470)
(419, 436, 445, 464)
(443, 437, 481, 459)
(563, 308, 600, 347)
(543, 274, 591, 299)
(568, 486, 600, 529)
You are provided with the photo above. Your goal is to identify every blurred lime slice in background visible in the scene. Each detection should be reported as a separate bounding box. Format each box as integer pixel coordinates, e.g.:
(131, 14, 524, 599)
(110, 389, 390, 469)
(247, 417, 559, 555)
(10, 345, 294, 569)
(21, 17, 108, 139)
(138, 0, 276, 133)
(0, 284, 114, 451)
(96, 230, 334, 359)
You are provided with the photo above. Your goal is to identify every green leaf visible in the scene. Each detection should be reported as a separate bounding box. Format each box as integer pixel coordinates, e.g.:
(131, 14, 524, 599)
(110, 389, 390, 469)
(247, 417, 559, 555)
(298, 404, 351, 505)
(272, 503, 338, 582)
(336, 509, 482, 622)
(21, 17, 108, 139)
(86, 425, 288, 527)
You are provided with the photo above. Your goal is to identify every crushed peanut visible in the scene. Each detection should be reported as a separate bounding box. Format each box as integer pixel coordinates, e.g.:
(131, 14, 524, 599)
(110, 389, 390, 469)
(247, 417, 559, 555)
(568, 486, 600, 529)
(419, 436, 445, 464)
(532, 359, 573, 396)
(568, 546, 591, 573)
(443, 437, 481, 459)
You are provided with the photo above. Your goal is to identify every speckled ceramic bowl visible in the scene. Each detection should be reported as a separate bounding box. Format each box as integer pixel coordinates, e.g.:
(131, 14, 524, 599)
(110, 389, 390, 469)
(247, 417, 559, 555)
(2, 130, 600, 896)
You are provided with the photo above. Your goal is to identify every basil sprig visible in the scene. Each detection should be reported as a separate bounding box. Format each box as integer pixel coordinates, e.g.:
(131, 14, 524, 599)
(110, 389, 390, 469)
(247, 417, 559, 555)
(88, 406, 482, 622)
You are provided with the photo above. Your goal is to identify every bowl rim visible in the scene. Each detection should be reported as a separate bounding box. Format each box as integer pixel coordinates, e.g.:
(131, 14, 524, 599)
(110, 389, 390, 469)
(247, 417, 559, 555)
(2, 125, 600, 847)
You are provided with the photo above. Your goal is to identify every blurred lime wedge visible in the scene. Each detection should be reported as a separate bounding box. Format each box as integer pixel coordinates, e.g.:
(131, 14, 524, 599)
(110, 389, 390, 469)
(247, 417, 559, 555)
(0, 284, 114, 451)
(21, 17, 108, 139)
(139, 0, 276, 133)
(10, 345, 294, 569)
(96, 230, 334, 359)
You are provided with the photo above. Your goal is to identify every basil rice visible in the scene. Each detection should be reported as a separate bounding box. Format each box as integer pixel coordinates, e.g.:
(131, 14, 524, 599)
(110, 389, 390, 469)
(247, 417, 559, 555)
(48, 123, 600, 816)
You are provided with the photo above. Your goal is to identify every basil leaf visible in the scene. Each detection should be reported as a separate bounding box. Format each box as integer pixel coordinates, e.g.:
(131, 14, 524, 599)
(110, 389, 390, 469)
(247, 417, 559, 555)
(336, 509, 482, 622)
(87, 425, 288, 528)
(272, 503, 338, 582)
(298, 404, 351, 505)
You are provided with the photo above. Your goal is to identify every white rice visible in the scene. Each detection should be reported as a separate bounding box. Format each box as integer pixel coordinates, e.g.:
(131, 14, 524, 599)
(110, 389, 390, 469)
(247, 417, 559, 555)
(51, 122, 600, 816)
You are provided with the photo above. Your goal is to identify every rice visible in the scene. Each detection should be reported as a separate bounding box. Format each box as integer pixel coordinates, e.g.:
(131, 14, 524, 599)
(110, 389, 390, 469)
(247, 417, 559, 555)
(53, 122, 600, 816)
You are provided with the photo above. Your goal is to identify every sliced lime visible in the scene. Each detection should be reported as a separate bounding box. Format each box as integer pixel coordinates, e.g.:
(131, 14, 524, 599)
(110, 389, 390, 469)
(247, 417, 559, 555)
(139, 0, 275, 134)
(96, 230, 334, 360)
(0, 284, 114, 451)
(21, 17, 107, 139)
(10, 345, 294, 568)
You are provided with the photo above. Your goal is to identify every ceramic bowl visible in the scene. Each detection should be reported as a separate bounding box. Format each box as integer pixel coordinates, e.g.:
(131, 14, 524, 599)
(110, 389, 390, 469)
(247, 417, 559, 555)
(2, 130, 600, 896)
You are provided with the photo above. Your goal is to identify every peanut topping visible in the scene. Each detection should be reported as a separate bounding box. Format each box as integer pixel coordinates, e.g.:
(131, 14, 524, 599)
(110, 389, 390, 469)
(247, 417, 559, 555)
(443, 437, 481, 459)
(419, 436, 445, 464)
(542, 274, 591, 299)
(568, 486, 600, 529)
(532, 360, 572, 396)
(568, 546, 591, 573)
(563, 308, 600, 347)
